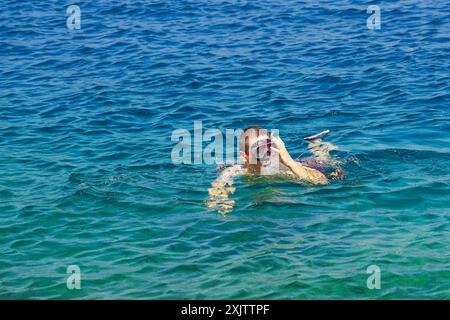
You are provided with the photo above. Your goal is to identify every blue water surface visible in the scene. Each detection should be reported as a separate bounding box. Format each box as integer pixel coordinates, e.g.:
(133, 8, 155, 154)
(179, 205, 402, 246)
(0, 0, 449, 299)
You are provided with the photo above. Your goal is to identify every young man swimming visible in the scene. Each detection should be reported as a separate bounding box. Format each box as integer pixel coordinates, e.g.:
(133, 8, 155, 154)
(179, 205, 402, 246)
(206, 126, 344, 214)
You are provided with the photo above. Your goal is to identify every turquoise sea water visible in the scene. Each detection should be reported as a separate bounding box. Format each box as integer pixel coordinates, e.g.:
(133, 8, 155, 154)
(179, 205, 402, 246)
(1, 0, 449, 299)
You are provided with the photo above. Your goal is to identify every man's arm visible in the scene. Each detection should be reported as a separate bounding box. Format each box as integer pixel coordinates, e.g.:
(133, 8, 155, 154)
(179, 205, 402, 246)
(205, 165, 245, 215)
(283, 157, 329, 185)
(271, 136, 329, 185)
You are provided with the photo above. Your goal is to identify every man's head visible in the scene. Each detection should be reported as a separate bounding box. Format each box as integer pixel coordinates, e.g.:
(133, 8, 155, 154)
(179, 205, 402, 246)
(239, 126, 273, 168)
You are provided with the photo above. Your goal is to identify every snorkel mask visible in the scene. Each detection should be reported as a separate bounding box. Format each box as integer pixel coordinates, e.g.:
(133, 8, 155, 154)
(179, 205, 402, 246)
(249, 136, 274, 164)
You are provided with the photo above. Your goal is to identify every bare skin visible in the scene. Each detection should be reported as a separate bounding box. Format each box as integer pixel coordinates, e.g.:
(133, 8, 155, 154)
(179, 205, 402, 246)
(270, 135, 328, 185)
(205, 165, 244, 215)
(205, 133, 334, 215)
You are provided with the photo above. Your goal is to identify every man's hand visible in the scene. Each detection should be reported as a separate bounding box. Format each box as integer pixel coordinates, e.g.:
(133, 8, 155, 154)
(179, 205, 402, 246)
(270, 135, 293, 166)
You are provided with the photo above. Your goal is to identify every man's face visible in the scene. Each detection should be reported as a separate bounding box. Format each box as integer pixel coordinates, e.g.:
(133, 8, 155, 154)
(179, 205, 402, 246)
(244, 130, 273, 167)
